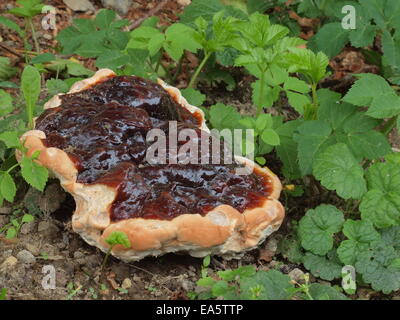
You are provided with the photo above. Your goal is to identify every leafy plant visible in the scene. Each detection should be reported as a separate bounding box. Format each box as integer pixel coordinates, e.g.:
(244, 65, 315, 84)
(101, 231, 131, 270)
(0, 212, 34, 239)
(0, 288, 7, 300)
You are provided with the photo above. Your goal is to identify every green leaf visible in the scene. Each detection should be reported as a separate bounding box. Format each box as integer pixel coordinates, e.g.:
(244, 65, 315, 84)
(181, 88, 206, 106)
(343, 73, 400, 118)
(105, 230, 131, 248)
(94, 9, 116, 29)
(0, 57, 17, 82)
(286, 91, 311, 115)
(303, 252, 342, 281)
(261, 129, 280, 146)
(360, 162, 400, 228)
(0, 131, 21, 149)
(209, 103, 241, 130)
(275, 120, 302, 179)
(6, 226, 17, 239)
(313, 143, 367, 199)
(31, 53, 56, 64)
(308, 22, 349, 58)
(0, 172, 16, 203)
(21, 65, 41, 121)
(66, 63, 94, 77)
(277, 233, 304, 264)
(308, 283, 349, 300)
(21, 214, 34, 223)
(337, 219, 380, 265)
(211, 281, 229, 297)
(0, 89, 13, 117)
(355, 241, 400, 294)
(46, 79, 69, 96)
(96, 50, 130, 70)
(294, 120, 333, 175)
(284, 77, 310, 93)
(298, 204, 344, 256)
(239, 269, 293, 300)
(251, 80, 280, 109)
(0, 16, 24, 37)
(20, 155, 48, 191)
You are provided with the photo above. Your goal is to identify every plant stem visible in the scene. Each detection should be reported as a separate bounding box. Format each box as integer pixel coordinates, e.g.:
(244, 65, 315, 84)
(101, 245, 114, 271)
(172, 56, 184, 84)
(6, 163, 20, 174)
(257, 70, 266, 116)
(188, 52, 211, 88)
(382, 116, 397, 136)
(28, 17, 40, 54)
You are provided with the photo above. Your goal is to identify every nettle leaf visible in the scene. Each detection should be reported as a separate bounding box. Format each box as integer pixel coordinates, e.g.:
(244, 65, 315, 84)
(0, 172, 16, 202)
(0, 89, 13, 117)
(96, 50, 130, 70)
(181, 88, 206, 106)
(209, 103, 241, 130)
(20, 155, 48, 191)
(308, 22, 349, 58)
(239, 269, 293, 300)
(303, 252, 342, 281)
(298, 204, 344, 256)
(360, 162, 400, 228)
(343, 73, 400, 119)
(355, 241, 400, 294)
(337, 219, 380, 265)
(313, 143, 367, 199)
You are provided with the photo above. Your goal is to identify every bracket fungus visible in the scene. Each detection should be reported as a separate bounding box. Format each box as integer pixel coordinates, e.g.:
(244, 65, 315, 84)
(20, 69, 285, 262)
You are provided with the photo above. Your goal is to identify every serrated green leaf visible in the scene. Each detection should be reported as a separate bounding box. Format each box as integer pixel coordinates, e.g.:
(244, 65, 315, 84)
(0, 131, 21, 149)
(337, 219, 380, 265)
(20, 155, 48, 191)
(298, 204, 344, 255)
(239, 269, 293, 300)
(94, 9, 116, 29)
(209, 103, 241, 130)
(308, 283, 349, 300)
(360, 162, 400, 228)
(303, 252, 342, 281)
(46, 79, 69, 96)
(313, 143, 367, 199)
(294, 120, 333, 175)
(355, 241, 400, 294)
(308, 22, 349, 58)
(0, 172, 16, 203)
(343, 73, 400, 118)
(181, 88, 206, 106)
(95, 50, 130, 70)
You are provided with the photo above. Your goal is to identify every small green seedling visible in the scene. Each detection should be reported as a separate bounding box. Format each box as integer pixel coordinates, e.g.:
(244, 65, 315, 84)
(0, 288, 7, 300)
(65, 282, 82, 300)
(101, 231, 131, 270)
(0, 213, 34, 239)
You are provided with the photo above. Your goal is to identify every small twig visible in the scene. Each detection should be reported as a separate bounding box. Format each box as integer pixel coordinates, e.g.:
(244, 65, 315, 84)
(128, 0, 169, 30)
(0, 43, 23, 58)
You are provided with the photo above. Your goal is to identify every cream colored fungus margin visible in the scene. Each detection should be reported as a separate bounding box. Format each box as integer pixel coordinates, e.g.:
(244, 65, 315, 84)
(20, 69, 285, 262)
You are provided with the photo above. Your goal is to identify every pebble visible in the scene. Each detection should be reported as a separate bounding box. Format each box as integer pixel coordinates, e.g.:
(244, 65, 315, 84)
(38, 220, 59, 237)
(25, 243, 40, 256)
(0, 256, 18, 273)
(17, 250, 36, 264)
(63, 0, 95, 12)
(101, 0, 132, 15)
(20, 221, 36, 235)
(73, 251, 85, 259)
(121, 278, 132, 289)
(288, 268, 305, 283)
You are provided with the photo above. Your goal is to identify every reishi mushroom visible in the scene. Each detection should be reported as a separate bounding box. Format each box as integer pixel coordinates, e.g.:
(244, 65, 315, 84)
(20, 69, 285, 262)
